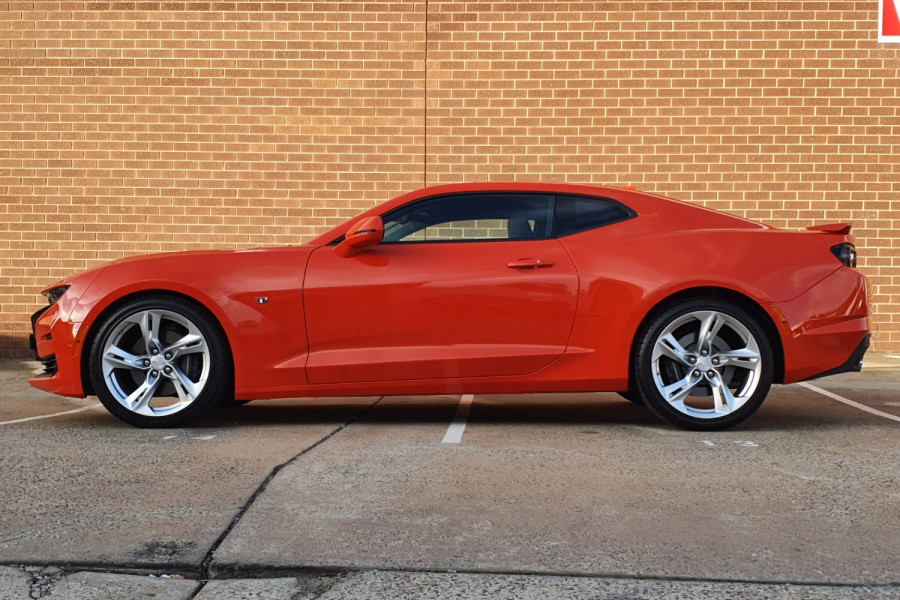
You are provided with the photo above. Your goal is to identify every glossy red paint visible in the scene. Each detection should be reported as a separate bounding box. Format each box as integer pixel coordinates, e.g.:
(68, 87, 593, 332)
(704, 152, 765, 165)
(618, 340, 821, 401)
(304, 238, 578, 384)
(28, 182, 869, 405)
(334, 216, 384, 258)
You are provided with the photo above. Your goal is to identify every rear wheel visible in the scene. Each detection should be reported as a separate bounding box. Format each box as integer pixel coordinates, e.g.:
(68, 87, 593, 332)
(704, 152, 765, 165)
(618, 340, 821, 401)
(633, 299, 773, 431)
(89, 296, 231, 428)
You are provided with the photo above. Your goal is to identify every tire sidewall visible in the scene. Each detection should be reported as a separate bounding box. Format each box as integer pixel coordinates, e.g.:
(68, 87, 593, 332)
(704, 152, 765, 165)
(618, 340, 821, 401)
(634, 299, 773, 431)
(89, 296, 230, 428)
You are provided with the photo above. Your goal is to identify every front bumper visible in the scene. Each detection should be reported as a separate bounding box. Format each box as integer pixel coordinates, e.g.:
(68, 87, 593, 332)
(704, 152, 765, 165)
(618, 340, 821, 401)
(28, 303, 86, 398)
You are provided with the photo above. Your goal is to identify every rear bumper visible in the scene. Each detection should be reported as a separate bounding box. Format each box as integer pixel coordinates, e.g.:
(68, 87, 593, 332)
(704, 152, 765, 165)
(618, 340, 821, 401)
(800, 334, 870, 381)
(775, 267, 870, 384)
(27, 303, 86, 398)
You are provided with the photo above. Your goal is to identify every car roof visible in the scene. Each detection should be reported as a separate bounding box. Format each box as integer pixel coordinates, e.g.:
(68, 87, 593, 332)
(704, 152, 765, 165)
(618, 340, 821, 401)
(307, 182, 765, 246)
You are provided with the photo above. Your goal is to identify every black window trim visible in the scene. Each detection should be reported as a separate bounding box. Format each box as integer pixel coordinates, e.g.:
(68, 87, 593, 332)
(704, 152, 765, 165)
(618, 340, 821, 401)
(328, 191, 638, 245)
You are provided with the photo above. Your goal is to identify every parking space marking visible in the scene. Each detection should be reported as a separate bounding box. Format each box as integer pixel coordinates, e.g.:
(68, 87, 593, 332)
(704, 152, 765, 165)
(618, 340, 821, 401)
(798, 382, 900, 423)
(442, 394, 474, 444)
(0, 403, 103, 426)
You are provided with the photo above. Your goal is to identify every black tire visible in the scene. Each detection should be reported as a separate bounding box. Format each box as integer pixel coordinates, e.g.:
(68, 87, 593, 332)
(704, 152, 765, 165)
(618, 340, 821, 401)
(89, 295, 232, 428)
(217, 397, 251, 408)
(633, 298, 773, 431)
(617, 390, 644, 405)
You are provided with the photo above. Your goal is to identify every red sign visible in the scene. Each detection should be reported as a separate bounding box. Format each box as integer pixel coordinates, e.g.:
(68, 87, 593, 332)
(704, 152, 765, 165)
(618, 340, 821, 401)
(882, 0, 900, 42)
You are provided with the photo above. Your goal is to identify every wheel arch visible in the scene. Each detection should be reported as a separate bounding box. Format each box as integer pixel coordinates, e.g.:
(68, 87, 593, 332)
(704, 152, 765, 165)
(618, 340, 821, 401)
(79, 289, 235, 396)
(628, 286, 785, 386)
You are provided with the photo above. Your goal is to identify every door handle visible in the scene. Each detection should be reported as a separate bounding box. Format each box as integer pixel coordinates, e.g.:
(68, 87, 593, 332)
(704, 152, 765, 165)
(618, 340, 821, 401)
(507, 258, 555, 269)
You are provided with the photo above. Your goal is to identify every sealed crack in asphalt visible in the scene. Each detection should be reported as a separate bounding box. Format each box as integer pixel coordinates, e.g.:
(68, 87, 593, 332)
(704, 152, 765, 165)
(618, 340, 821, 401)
(19, 565, 65, 599)
(196, 396, 386, 584)
(6, 564, 900, 599)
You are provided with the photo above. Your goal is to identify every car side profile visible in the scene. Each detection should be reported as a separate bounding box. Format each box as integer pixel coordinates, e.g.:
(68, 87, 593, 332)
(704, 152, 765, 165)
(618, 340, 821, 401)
(29, 183, 870, 430)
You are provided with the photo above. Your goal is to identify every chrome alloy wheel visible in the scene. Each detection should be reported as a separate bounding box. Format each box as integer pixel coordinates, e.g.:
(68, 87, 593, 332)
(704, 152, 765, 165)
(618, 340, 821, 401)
(100, 309, 211, 417)
(650, 310, 763, 419)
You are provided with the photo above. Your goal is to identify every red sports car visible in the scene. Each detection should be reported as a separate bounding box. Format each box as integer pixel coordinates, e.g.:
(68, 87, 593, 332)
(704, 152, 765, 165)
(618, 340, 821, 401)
(29, 183, 870, 430)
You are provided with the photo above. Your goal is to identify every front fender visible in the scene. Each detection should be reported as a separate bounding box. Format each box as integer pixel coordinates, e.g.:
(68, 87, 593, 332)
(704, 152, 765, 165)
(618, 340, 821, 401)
(70, 248, 311, 392)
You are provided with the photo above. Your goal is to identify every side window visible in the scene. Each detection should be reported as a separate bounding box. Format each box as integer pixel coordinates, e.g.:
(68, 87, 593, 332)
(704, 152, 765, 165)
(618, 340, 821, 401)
(382, 193, 554, 243)
(553, 195, 634, 237)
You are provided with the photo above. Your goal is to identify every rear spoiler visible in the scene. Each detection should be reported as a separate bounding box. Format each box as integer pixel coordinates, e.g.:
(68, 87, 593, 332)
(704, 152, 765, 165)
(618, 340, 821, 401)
(807, 223, 852, 235)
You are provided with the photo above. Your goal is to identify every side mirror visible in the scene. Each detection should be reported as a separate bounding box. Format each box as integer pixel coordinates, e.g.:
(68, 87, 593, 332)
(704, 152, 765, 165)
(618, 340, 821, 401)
(334, 216, 384, 258)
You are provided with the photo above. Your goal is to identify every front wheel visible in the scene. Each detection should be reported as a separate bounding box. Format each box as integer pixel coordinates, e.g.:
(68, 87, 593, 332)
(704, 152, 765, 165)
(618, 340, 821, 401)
(89, 296, 232, 428)
(633, 299, 773, 431)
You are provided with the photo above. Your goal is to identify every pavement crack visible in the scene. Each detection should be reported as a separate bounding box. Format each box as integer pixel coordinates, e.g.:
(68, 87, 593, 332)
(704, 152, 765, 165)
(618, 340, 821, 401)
(20, 565, 65, 599)
(298, 571, 348, 599)
(198, 396, 385, 580)
(185, 579, 207, 599)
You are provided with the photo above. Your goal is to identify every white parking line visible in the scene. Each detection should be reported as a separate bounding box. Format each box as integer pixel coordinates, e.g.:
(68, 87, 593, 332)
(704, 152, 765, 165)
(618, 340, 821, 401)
(442, 394, 474, 444)
(0, 403, 103, 426)
(798, 382, 900, 423)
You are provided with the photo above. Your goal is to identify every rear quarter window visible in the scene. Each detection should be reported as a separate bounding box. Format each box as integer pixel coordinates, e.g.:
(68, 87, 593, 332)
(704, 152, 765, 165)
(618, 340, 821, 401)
(553, 195, 635, 237)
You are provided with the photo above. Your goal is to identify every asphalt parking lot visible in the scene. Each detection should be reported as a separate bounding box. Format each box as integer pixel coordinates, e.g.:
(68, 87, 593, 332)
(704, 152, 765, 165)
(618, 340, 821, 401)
(0, 357, 898, 599)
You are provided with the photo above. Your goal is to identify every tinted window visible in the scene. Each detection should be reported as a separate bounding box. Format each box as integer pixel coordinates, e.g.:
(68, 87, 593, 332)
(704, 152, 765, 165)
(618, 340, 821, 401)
(553, 195, 633, 237)
(382, 193, 554, 243)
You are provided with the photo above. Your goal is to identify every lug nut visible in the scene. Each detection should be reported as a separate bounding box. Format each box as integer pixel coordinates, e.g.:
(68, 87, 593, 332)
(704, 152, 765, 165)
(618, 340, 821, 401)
(150, 370, 158, 377)
(151, 349, 159, 355)
(692, 370, 700, 377)
(143, 359, 151, 367)
(164, 366, 172, 375)
(164, 352, 172, 360)
(688, 357, 697, 364)
(712, 358, 720, 366)
(707, 370, 715, 377)
(701, 349, 708, 356)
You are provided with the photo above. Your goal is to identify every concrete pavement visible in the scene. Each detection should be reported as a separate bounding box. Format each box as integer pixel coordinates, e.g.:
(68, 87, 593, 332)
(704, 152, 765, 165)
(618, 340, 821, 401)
(0, 356, 898, 599)
(2, 567, 898, 599)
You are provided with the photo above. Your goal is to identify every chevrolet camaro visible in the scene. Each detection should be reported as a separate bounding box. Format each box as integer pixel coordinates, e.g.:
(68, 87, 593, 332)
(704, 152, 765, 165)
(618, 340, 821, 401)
(29, 183, 870, 430)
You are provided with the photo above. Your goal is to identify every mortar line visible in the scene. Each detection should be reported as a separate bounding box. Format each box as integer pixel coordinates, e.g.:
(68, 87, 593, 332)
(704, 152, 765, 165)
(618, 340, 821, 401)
(197, 396, 386, 580)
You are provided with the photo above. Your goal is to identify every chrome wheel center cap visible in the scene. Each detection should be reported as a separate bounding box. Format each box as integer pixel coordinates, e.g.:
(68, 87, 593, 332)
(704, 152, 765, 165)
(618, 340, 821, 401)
(150, 355, 168, 370)
(696, 356, 713, 372)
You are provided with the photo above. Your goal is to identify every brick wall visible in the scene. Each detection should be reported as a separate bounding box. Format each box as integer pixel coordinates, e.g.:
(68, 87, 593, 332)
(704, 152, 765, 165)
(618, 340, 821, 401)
(1, 1, 898, 357)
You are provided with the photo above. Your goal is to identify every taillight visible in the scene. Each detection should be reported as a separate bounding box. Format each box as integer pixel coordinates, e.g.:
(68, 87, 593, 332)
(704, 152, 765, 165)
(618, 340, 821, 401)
(830, 243, 857, 268)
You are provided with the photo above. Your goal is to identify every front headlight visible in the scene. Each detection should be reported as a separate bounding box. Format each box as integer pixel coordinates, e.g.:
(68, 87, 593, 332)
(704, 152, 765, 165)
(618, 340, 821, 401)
(43, 285, 70, 306)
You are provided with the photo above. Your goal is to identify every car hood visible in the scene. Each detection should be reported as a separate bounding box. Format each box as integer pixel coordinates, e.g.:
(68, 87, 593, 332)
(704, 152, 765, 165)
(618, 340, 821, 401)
(105, 245, 315, 267)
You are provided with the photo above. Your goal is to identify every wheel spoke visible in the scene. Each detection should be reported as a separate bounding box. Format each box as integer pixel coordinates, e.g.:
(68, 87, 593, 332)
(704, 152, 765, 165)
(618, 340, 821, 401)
(103, 345, 148, 371)
(697, 312, 726, 352)
(661, 370, 703, 404)
(710, 373, 738, 414)
(164, 333, 207, 359)
(657, 333, 694, 366)
(169, 366, 199, 403)
(137, 310, 163, 354)
(125, 372, 162, 413)
(714, 347, 760, 369)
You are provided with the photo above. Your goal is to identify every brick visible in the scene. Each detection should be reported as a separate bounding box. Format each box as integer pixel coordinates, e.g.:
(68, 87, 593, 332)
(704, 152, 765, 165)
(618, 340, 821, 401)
(0, 1, 898, 355)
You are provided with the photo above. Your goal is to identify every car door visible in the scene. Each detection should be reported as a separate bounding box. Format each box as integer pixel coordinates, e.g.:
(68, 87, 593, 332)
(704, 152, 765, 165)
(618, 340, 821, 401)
(303, 192, 580, 384)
